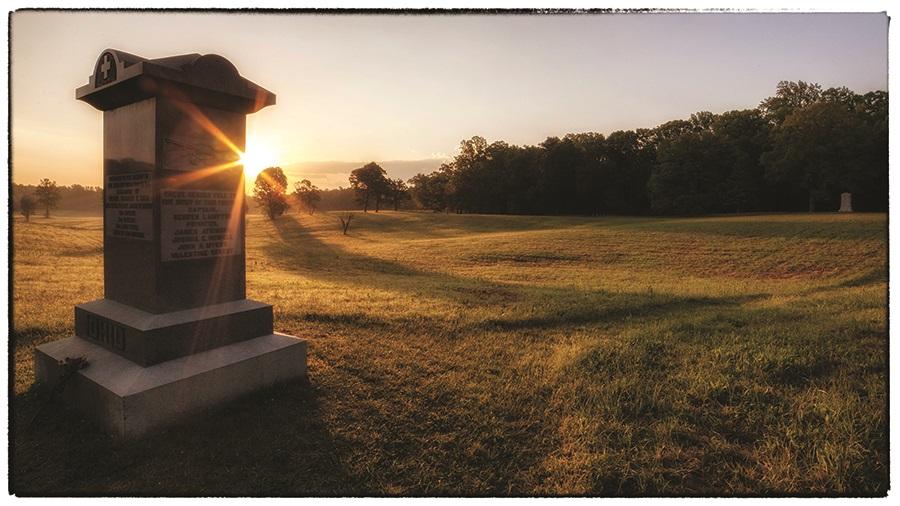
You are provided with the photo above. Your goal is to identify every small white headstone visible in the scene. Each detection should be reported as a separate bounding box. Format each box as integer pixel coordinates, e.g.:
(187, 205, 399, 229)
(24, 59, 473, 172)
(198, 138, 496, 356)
(839, 192, 853, 213)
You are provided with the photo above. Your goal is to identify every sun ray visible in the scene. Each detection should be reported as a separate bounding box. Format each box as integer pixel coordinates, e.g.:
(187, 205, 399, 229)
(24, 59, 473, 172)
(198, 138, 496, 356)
(201, 170, 247, 309)
(160, 160, 243, 188)
(160, 82, 244, 158)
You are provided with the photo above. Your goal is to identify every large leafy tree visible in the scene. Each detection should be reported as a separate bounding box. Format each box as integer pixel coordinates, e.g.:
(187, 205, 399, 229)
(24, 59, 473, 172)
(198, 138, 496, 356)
(34, 178, 61, 218)
(253, 167, 290, 220)
(349, 162, 389, 212)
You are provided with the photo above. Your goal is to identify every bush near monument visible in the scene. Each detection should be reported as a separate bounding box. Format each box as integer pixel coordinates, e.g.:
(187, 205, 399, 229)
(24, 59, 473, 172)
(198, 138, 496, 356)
(11, 211, 886, 495)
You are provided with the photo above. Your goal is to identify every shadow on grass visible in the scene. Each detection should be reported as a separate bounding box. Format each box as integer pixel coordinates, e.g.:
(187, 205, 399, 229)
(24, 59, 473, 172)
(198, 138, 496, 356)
(12, 378, 365, 496)
(263, 215, 765, 333)
(325, 211, 599, 239)
(617, 215, 886, 241)
(835, 267, 888, 289)
(795, 266, 888, 298)
(264, 215, 521, 306)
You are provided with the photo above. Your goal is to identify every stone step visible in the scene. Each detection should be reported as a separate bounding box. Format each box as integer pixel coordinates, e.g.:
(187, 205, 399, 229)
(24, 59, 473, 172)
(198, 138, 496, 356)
(34, 332, 307, 438)
(75, 298, 274, 366)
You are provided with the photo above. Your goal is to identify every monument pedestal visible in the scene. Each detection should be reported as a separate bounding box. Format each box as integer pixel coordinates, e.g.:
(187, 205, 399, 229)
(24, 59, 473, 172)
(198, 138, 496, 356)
(74, 298, 276, 366)
(35, 333, 306, 438)
(32, 49, 306, 437)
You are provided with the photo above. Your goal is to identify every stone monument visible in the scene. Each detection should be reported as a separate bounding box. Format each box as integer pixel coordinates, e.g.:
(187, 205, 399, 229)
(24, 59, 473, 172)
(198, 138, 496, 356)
(839, 192, 853, 213)
(34, 49, 307, 437)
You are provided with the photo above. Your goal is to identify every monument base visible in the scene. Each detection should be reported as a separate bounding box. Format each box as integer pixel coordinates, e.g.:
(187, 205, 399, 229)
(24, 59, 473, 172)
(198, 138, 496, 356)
(75, 298, 275, 366)
(34, 333, 307, 438)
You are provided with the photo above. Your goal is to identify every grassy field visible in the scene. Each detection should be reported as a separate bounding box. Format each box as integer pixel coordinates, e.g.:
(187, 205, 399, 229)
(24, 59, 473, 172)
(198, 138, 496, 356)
(10, 211, 888, 496)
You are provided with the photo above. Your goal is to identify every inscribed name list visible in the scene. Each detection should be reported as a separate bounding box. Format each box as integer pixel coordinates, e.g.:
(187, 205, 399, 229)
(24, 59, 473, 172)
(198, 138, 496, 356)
(105, 172, 152, 240)
(160, 189, 241, 262)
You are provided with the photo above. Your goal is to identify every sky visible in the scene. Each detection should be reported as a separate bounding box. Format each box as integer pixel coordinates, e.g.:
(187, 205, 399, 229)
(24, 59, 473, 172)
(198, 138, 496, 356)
(10, 11, 888, 189)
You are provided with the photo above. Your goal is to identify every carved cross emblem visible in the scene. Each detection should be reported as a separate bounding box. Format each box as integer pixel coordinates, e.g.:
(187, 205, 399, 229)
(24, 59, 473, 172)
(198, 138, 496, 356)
(100, 54, 113, 80)
(95, 52, 117, 88)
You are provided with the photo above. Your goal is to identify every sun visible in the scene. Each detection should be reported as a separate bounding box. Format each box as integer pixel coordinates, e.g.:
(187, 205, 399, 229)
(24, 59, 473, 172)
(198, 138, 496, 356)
(239, 140, 278, 182)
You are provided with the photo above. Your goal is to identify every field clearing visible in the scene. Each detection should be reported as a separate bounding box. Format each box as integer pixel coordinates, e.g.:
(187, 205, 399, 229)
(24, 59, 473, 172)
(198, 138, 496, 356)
(10, 211, 888, 496)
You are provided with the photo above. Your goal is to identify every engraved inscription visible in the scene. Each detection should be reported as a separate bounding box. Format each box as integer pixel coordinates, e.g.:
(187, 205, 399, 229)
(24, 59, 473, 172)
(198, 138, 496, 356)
(160, 189, 242, 262)
(86, 314, 126, 350)
(163, 136, 235, 172)
(105, 171, 152, 240)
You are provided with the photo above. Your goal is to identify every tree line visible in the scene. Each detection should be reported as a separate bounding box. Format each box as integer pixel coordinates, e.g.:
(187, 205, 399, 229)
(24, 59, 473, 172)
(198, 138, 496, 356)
(251, 167, 326, 219)
(252, 163, 416, 220)
(18, 80, 887, 223)
(406, 81, 887, 215)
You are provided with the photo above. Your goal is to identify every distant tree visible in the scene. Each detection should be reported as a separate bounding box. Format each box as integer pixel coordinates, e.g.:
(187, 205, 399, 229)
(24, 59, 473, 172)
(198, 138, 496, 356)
(762, 102, 867, 212)
(759, 80, 823, 125)
(349, 162, 389, 212)
(821, 86, 861, 110)
(387, 178, 410, 211)
(253, 167, 290, 220)
(603, 129, 655, 215)
(712, 109, 771, 213)
(650, 119, 695, 145)
(539, 136, 581, 215)
(443, 137, 488, 213)
(292, 179, 322, 215)
(649, 130, 731, 214)
(858, 90, 888, 119)
(19, 196, 36, 222)
(562, 132, 605, 215)
(503, 144, 544, 214)
(34, 178, 61, 218)
(409, 168, 451, 212)
(854, 91, 888, 211)
(689, 111, 717, 132)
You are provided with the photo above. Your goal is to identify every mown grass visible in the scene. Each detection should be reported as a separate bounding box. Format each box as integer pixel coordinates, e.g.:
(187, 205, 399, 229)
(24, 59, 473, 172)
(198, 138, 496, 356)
(10, 211, 887, 496)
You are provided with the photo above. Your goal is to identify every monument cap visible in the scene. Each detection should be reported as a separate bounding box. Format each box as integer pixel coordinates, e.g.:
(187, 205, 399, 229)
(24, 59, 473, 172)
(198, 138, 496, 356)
(76, 49, 276, 113)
